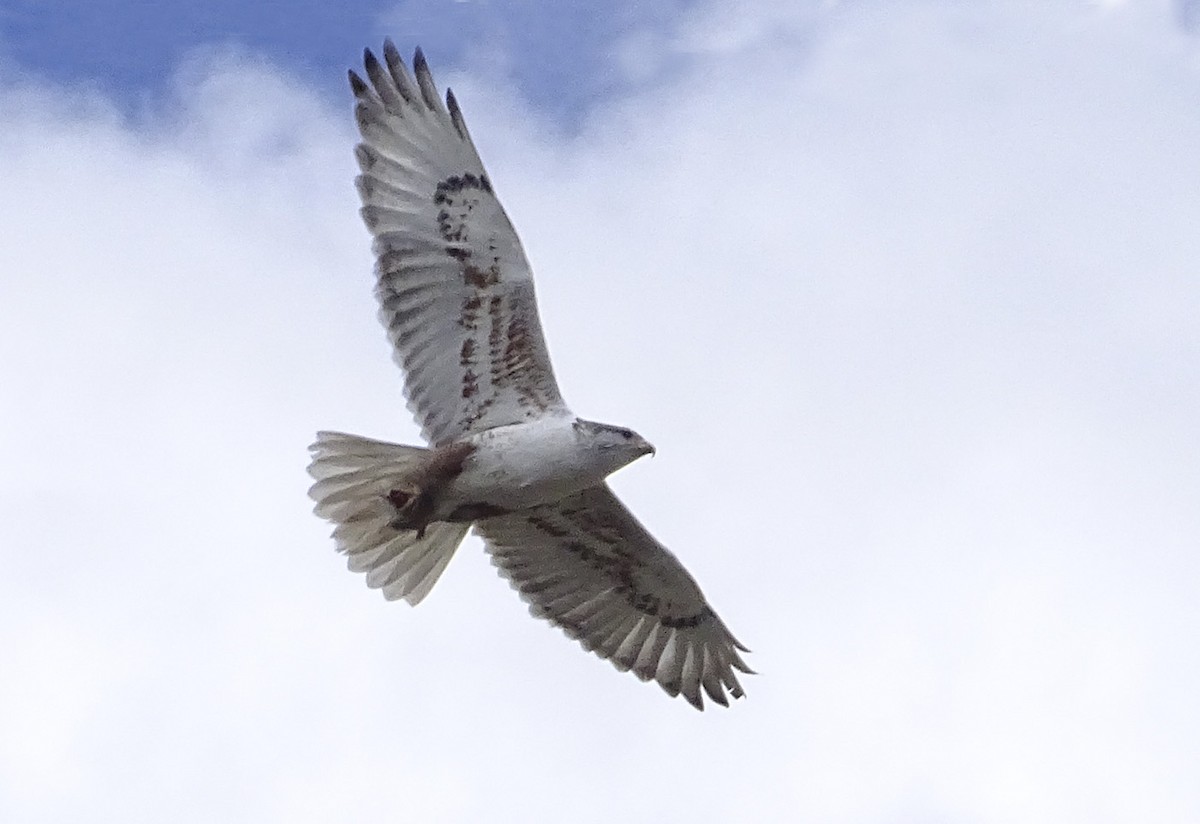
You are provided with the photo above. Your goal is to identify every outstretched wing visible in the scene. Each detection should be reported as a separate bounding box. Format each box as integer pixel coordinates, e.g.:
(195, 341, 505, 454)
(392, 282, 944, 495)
(475, 485, 752, 710)
(350, 42, 568, 446)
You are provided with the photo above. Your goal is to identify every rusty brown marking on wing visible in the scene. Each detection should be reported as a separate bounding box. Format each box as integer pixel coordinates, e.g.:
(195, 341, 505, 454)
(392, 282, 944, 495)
(486, 295, 504, 352)
(506, 306, 552, 412)
(459, 338, 478, 399)
(463, 264, 500, 289)
(459, 337, 476, 364)
(351, 44, 569, 444)
(505, 313, 530, 370)
(460, 295, 482, 331)
(521, 503, 717, 632)
(477, 485, 753, 709)
(461, 369, 479, 399)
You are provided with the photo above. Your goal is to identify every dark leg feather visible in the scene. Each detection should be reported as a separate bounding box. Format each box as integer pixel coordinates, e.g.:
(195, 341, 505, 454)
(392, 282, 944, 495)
(386, 485, 435, 537)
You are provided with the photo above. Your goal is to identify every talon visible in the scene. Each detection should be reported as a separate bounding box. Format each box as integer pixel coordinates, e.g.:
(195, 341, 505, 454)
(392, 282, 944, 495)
(387, 486, 419, 512)
(386, 484, 433, 535)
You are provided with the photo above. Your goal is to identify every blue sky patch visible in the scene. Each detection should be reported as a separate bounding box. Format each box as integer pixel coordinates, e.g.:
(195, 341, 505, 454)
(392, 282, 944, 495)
(0, 0, 697, 121)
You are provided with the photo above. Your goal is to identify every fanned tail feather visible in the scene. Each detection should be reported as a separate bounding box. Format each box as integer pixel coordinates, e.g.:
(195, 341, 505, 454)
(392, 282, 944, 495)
(307, 431, 469, 605)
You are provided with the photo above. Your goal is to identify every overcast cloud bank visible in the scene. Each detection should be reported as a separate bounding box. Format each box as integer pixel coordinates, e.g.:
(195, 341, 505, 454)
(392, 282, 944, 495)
(1, 2, 1198, 821)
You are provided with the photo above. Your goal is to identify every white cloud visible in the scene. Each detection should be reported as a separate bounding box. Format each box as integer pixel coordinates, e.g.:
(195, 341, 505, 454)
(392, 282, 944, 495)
(2, 2, 1198, 821)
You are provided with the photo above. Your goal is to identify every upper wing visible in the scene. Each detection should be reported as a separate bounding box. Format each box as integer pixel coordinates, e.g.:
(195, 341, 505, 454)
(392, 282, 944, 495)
(350, 42, 568, 446)
(475, 485, 752, 710)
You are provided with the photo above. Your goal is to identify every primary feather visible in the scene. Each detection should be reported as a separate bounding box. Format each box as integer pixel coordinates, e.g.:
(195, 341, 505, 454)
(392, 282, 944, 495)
(351, 41, 566, 447)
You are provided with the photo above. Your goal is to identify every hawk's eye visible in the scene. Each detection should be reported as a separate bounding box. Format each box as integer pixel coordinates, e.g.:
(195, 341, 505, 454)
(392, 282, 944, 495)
(619, 429, 634, 440)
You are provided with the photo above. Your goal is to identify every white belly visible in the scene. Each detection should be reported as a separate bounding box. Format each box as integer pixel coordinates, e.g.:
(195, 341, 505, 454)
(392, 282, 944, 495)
(439, 417, 604, 513)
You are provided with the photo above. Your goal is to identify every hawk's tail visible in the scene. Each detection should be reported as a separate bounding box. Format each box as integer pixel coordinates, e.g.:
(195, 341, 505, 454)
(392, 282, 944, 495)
(306, 431, 470, 606)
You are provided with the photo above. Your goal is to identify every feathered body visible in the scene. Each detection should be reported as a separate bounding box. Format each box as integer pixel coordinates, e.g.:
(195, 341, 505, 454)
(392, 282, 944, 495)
(439, 417, 654, 516)
(308, 41, 752, 710)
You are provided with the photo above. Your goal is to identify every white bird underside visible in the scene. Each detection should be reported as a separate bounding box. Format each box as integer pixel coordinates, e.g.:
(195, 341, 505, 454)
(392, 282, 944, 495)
(308, 40, 752, 710)
(478, 486, 752, 708)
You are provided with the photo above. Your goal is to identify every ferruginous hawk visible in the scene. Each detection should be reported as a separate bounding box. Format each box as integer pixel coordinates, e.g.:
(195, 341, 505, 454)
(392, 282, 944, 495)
(308, 41, 752, 709)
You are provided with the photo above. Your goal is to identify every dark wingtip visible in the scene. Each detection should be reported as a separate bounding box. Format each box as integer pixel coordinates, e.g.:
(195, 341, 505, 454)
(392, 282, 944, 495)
(363, 47, 381, 75)
(446, 87, 467, 138)
(410, 46, 442, 111)
(381, 39, 414, 103)
(348, 69, 368, 96)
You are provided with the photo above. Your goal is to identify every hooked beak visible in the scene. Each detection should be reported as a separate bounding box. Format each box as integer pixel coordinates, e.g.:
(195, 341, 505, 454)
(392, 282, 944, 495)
(640, 440, 656, 458)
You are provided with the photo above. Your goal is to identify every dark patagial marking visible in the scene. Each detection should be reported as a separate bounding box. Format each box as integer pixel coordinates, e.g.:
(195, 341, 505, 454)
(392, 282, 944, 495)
(571, 504, 626, 545)
(551, 533, 710, 629)
(526, 515, 571, 539)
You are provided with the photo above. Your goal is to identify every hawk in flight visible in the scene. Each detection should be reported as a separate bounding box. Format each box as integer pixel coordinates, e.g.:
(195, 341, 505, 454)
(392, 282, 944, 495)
(308, 41, 752, 709)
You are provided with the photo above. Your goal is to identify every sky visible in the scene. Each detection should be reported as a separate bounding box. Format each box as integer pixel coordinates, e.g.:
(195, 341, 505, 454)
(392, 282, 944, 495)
(0, 0, 698, 123)
(1, 0, 1199, 821)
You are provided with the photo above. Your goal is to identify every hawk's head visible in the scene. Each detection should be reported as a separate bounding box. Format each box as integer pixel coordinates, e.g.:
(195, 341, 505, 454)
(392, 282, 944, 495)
(573, 419, 655, 475)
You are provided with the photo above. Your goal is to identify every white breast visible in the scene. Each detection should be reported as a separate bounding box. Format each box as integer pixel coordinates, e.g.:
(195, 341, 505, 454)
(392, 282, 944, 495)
(442, 416, 603, 511)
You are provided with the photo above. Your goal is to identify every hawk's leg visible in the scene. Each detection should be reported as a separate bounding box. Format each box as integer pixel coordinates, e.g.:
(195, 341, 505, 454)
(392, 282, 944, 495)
(386, 485, 435, 538)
